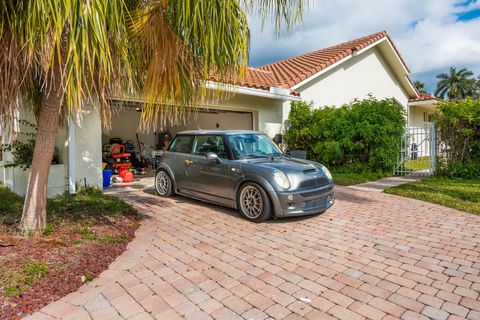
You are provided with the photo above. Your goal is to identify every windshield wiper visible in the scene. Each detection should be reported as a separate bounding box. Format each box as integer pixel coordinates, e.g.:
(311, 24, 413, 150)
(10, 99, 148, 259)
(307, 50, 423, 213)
(269, 153, 284, 157)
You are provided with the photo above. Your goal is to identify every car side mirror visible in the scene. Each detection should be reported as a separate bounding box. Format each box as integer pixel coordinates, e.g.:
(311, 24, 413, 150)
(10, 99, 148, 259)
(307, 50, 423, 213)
(206, 152, 221, 163)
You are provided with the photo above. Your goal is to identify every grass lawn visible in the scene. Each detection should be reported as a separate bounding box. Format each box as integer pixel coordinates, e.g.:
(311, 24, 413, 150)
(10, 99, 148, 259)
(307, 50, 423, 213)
(0, 184, 141, 319)
(405, 156, 430, 171)
(332, 171, 388, 186)
(385, 176, 480, 215)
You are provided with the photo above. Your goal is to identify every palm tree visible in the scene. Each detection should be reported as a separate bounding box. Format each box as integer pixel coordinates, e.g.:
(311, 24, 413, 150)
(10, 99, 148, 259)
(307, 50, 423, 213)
(414, 81, 427, 93)
(0, 0, 306, 236)
(435, 67, 475, 99)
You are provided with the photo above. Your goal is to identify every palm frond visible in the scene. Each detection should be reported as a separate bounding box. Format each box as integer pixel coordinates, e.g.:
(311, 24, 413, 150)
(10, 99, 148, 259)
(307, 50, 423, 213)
(245, 0, 308, 37)
(0, 0, 308, 136)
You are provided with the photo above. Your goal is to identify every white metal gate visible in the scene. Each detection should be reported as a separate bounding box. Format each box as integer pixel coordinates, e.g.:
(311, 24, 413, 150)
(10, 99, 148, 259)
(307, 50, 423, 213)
(394, 124, 437, 177)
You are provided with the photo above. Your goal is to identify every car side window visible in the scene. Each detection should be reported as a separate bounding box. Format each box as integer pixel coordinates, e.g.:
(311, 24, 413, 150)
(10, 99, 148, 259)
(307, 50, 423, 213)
(168, 135, 194, 154)
(191, 135, 227, 158)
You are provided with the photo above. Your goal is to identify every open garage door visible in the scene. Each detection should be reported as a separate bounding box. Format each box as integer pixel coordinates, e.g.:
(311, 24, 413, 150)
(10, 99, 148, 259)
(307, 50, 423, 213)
(102, 102, 254, 151)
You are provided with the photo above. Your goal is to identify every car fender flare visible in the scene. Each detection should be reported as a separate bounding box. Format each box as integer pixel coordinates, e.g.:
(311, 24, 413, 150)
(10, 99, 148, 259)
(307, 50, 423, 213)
(155, 164, 178, 192)
(235, 174, 275, 194)
(235, 175, 282, 215)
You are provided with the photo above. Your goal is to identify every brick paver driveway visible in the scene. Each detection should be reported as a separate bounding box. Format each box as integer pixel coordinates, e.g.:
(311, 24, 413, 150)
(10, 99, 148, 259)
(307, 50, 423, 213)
(27, 182, 480, 320)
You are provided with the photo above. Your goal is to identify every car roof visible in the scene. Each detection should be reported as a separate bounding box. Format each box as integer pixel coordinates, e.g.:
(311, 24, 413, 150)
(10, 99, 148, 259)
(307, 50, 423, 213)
(176, 130, 264, 136)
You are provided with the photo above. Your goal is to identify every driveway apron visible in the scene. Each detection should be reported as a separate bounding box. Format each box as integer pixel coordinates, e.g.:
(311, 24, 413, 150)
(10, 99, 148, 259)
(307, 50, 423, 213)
(25, 180, 480, 320)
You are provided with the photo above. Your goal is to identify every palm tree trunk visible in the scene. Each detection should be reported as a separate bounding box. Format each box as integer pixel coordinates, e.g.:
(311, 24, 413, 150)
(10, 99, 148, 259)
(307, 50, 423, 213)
(20, 66, 64, 237)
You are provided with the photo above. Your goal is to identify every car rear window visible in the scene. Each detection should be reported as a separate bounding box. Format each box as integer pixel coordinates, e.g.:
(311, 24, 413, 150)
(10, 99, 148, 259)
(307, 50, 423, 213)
(168, 135, 194, 154)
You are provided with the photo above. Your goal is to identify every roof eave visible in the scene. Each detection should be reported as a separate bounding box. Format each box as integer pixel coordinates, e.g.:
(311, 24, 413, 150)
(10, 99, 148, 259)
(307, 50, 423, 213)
(205, 81, 301, 101)
(408, 99, 439, 106)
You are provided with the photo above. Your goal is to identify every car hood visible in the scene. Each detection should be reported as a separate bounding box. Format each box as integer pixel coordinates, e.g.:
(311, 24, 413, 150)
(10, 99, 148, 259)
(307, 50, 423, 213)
(244, 156, 322, 175)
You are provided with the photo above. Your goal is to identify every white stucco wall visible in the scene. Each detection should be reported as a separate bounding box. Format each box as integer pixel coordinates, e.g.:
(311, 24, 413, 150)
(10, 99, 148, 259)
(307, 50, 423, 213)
(73, 106, 103, 188)
(0, 106, 68, 197)
(282, 47, 411, 120)
(205, 93, 284, 137)
(0, 165, 67, 197)
(409, 104, 436, 127)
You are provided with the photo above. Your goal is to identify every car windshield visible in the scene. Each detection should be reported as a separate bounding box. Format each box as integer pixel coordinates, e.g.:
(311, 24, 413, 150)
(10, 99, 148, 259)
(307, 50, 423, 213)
(227, 134, 283, 159)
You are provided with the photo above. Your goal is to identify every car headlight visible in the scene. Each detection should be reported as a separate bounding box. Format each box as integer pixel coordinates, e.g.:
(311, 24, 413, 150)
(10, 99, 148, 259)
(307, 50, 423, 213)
(320, 165, 333, 182)
(273, 170, 291, 189)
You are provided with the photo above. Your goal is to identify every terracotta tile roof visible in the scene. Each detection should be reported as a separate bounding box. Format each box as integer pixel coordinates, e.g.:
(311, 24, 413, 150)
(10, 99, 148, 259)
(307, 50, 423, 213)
(256, 31, 410, 89)
(211, 67, 300, 96)
(409, 92, 438, 102)
(236, 68, 277, 91)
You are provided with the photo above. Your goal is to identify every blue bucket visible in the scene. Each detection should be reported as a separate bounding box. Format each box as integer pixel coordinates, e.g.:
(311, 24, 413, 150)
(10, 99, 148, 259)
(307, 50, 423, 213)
(103, 170, 112, 188)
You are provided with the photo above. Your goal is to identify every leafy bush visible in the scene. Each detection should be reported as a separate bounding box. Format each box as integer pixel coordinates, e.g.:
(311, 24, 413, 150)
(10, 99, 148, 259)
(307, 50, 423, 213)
(0, 120, 59, 170)
(435, 98, 480, 179)
(284, 97, 406, 173)
(0, 120, 37, 170)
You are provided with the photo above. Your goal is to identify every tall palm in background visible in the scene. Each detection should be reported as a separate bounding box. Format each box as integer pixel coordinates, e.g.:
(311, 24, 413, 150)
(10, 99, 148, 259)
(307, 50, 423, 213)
(0, 0, 307, 236)
(435, 67, 475, 100)
(414, 81, 427, 93)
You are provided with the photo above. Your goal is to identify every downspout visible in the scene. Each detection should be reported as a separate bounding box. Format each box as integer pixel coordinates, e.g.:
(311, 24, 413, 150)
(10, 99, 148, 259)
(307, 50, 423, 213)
(68, 119, 76, 194)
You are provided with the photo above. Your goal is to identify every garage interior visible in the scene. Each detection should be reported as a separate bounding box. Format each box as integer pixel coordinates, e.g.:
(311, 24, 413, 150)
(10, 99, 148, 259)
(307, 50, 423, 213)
(101, 100, 255, 182)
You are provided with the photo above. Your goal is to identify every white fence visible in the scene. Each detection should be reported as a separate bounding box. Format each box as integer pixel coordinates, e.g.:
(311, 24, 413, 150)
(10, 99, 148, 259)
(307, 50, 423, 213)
(394, 124, 437, 177)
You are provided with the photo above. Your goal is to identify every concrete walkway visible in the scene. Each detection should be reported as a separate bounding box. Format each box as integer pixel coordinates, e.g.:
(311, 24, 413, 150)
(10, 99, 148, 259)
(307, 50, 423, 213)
(25, 180, 480, 320)
(347, 176, 423, 193)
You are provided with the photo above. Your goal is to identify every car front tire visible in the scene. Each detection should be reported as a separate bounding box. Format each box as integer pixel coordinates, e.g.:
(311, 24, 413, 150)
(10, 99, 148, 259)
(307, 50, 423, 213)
(155, 170, 175, 197)
(238, 182, 272, 222)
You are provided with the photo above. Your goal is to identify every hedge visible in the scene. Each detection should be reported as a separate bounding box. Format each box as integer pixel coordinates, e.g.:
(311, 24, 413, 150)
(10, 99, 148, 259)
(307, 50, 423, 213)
(435, 98, 480, 179)
(284, 97, 406, 173)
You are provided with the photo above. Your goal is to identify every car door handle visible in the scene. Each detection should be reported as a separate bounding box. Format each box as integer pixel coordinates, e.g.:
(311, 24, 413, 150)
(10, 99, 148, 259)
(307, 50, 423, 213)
(184, 159, 193, 166)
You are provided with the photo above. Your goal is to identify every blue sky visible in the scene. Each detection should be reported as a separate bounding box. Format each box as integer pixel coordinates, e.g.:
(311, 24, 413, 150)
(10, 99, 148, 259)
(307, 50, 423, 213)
(247, 0, 480, 93)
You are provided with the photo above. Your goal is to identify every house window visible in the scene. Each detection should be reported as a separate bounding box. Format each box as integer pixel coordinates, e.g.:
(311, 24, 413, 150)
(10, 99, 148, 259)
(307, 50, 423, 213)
(423, 112, 434, 123)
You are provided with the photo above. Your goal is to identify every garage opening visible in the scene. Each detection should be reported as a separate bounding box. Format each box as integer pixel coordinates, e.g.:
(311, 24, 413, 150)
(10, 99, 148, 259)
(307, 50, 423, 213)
(101, 100, 254, 179)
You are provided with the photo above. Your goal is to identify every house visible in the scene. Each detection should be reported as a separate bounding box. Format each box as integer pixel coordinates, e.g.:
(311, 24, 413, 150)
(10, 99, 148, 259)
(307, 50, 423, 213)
(0, 30, 438, 196)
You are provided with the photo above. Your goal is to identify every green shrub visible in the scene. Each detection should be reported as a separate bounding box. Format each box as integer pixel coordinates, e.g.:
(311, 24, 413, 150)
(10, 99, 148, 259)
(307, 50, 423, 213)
(435, 99, 480, 179)
(0, 120, 59, 170)
(284, 97, 406, 173)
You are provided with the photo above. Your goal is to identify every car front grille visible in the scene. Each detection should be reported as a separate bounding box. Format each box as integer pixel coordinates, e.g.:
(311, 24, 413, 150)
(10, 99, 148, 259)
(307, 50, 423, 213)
(303, 197, 327, 209)
(299, 177, 329, 190)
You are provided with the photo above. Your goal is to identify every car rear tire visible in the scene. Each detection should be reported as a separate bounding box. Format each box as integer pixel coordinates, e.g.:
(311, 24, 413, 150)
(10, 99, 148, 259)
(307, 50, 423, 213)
(238, 182, 272, 222)
(155, 170, 174, 197)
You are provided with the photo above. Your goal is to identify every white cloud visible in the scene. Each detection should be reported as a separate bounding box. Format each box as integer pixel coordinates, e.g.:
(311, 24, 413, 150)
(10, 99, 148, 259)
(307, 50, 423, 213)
(248, 0, 480, 91)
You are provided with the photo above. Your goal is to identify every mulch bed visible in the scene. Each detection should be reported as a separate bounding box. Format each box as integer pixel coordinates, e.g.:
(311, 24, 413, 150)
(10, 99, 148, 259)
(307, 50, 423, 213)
(0, 199, 140, 320)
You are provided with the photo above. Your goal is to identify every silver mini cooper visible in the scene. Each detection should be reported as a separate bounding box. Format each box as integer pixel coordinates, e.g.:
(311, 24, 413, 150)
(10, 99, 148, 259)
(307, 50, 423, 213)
(155, 130, 335, 222)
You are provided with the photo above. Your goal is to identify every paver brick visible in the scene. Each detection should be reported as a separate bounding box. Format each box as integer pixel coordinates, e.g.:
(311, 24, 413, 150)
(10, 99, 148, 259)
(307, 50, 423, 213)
(287, 300, 313, 316)
(328, 305, 364, 320)
(241, 308, 268, 320)
(348, 301, 385, 320)
(417, 294, 444, 309)
(441, 301, 469, 317)
(324, 289, 356, 307)
(388, 293, 425, 313)
(221, 294, 252, 315)
(368, 297, 406, 317)
(25, 184, 480, 320)
(421, 306, 449, 320)
(264, 304, 291, 319)
(401, 310, 429, 320)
